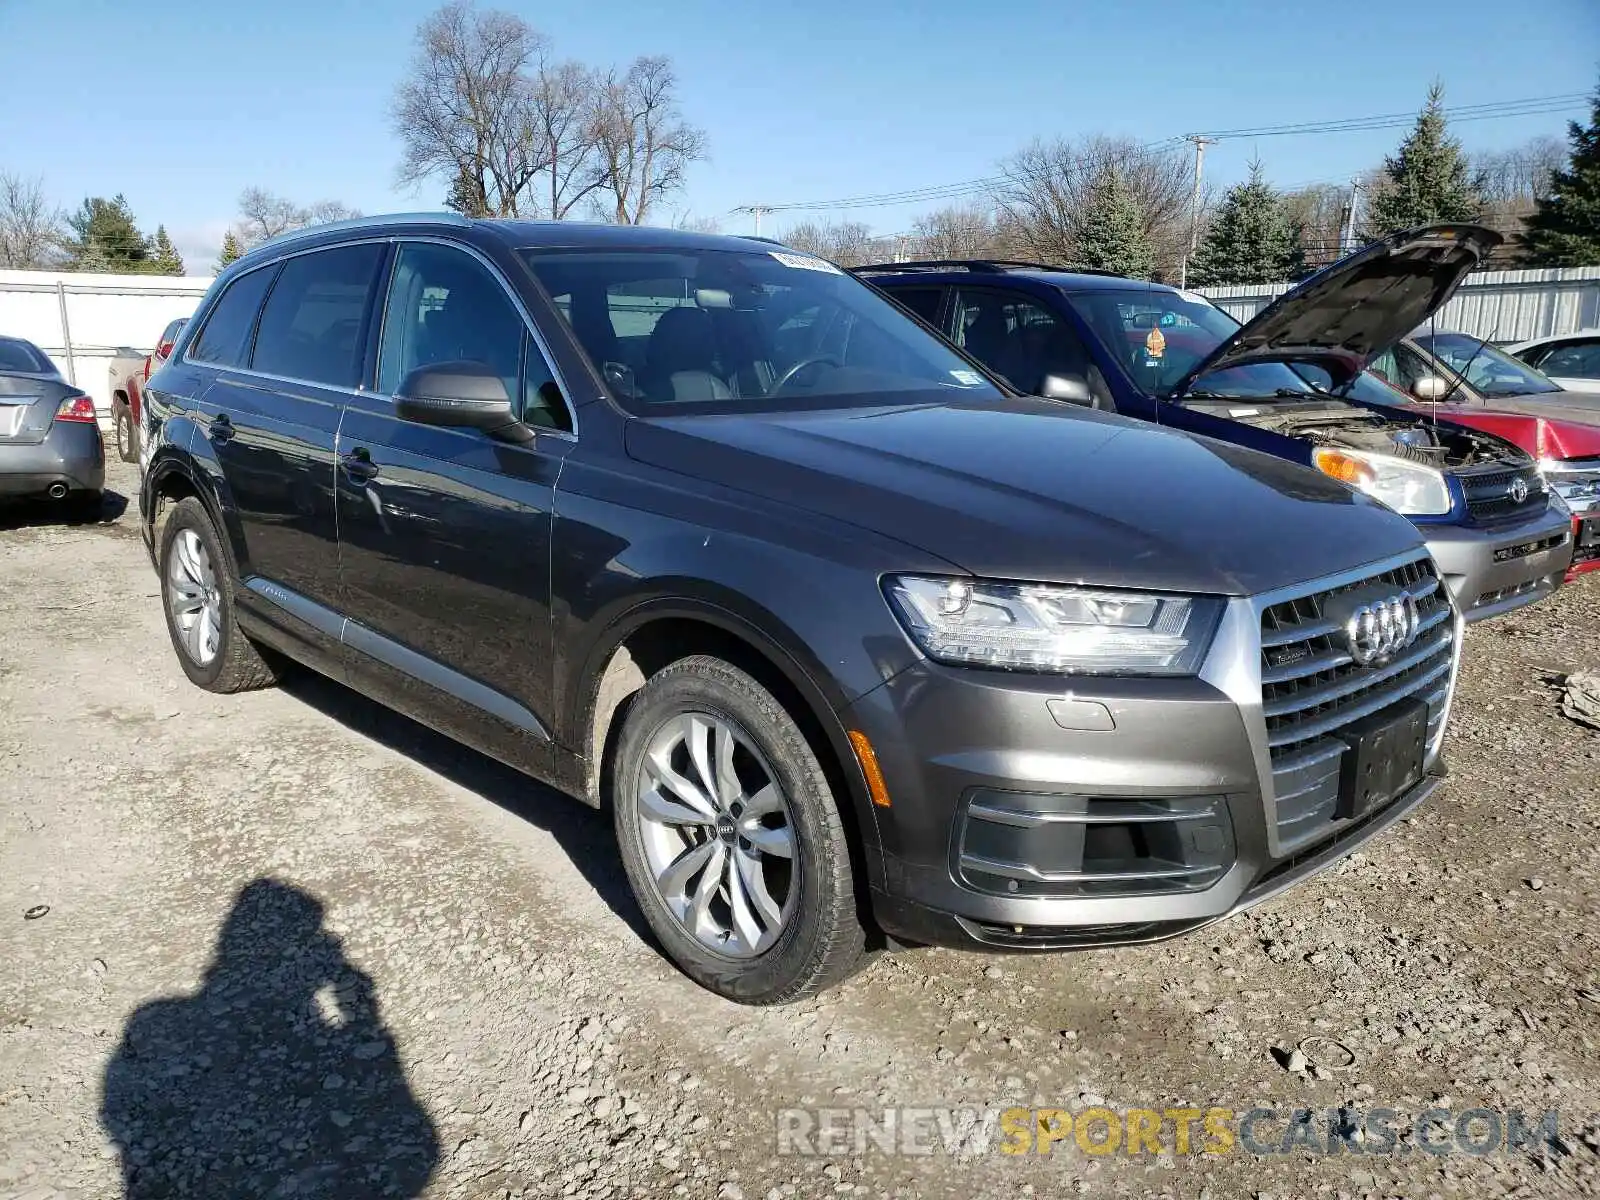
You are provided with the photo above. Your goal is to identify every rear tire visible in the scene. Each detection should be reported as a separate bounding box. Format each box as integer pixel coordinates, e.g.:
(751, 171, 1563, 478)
(611, 655, 864, 1004)
(158, 497, 280, 693)
(114, 406, 138, 463)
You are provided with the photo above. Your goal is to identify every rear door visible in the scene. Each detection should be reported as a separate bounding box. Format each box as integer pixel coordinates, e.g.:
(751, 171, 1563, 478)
(335, 239, 574, 776)
(193, 241, 388, 670)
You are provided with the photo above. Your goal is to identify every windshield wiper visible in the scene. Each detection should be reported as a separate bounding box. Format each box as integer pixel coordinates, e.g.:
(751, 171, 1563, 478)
(1176, 388, 1319, 402)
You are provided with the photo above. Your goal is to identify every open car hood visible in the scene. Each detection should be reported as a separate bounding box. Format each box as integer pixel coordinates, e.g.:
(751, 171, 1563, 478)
(1171, 224, 1502, 397)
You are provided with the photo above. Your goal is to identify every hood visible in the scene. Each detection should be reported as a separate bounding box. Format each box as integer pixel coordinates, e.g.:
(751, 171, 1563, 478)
(1402, 405, 1600, 461)
(624, 397, 1426, 597)
(1172, 224, 1502, 397)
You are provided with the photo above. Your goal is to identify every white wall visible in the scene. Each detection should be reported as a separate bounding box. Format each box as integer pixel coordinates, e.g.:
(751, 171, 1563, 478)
(0, 269, 215, 417)
(1198, 265, 1600, 343)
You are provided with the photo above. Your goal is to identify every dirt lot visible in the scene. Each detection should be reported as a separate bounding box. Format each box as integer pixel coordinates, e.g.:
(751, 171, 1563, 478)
(5, 456, 1600, 1200)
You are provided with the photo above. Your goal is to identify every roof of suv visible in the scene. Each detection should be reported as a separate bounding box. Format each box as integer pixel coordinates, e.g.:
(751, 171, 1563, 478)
(852, 259, 1177, 294)
(234, 212, 785, 268)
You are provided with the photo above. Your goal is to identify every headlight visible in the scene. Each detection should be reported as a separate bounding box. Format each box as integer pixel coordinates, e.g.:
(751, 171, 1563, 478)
(1313, 448, 1452, 516)
(884, 576, 1223, 675)
(1539, 458, 1600, 514)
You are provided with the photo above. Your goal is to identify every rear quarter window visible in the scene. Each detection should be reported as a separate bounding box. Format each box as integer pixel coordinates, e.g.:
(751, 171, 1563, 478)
(189, 266, 278, 368)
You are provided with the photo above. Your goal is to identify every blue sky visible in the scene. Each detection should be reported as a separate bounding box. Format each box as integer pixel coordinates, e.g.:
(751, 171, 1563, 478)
(4, 0, 1596, 273)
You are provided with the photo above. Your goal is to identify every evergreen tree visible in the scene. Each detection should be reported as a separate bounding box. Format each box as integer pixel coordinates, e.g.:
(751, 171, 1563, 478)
(443, 165, 490, 217)
(149, 225, 185, 276)
(63, 194, 153, 272)
(1075, 168, 1154, 279)
(1362, 82, 1482, 238)
(215, 231, 243, 272)
(1520, 85, 1600, 266)
(1188, 162, 1307, 285)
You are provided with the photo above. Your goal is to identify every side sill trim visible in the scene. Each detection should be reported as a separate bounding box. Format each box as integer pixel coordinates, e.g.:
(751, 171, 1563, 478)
(243, 577, 550, 743)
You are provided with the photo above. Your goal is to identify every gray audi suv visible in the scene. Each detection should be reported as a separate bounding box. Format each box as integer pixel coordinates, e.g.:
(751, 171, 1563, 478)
(139, 215, 1458, 1002)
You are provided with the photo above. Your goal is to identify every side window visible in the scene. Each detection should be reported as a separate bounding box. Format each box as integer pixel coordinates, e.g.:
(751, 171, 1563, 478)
(1540, 341, 1600, 379)
(1388, 345, 1428, 391)
(952, 289, 1093, 395)
(189, 265, 277, 368)
(378, 243, 569, 431)
(887, 287, 943, 326)
(251, 244, 384, 388)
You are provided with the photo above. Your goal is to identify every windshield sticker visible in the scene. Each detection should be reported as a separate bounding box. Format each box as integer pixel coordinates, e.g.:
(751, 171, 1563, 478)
(1144, 327, 1166, 359)
(769, 251, 843, 274)
(949, 369, 987, 387)
(1228, 407, 1262, 418)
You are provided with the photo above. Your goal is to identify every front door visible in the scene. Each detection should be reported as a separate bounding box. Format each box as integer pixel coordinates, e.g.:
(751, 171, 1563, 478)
(335, 240, 574, 776)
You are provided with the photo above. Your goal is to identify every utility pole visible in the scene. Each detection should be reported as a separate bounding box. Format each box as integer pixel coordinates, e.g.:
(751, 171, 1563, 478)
(734, 205, 774, 237)
(1180, 135, 1216, 289)
(1341, 180, 1363, 256)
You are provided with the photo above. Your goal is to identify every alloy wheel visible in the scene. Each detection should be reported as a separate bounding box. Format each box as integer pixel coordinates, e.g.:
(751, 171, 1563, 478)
(166, 529, 222, 666)
(635, 711, 797, 958)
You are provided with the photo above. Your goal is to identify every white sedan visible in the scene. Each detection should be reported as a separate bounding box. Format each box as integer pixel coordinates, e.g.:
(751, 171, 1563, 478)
(1508, 329, 1600, 394)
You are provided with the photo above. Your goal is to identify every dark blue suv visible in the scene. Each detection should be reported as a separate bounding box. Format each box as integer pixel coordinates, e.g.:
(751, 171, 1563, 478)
(858, 225, 1574, 622)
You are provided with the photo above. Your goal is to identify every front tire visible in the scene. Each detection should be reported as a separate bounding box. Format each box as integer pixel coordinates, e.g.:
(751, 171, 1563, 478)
(612, 656, 865, 1004)
(158, 497, 279, 693)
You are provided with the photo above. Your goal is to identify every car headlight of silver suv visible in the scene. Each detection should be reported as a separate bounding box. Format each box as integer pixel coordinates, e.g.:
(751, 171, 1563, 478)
(1539, 457, 1600, 515)
(884, 576, 1224, 675)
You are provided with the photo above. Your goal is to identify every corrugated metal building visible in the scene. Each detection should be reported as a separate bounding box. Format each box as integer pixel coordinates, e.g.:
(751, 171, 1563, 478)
(1199, 265, 1600, 343)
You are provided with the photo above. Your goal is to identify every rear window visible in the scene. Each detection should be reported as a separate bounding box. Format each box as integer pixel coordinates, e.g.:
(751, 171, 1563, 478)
(189, 265, 277, 368)
(0, 338, 49, 372)
(250, 244, 384, 388)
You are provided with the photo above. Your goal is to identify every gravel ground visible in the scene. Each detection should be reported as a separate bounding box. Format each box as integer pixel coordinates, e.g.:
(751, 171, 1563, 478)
(4, 456, 1600, 1199)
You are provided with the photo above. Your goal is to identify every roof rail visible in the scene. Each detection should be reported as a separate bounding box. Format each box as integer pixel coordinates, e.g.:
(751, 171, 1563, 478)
(850, 259, 1133, 278)
(249, 211, 473, 254)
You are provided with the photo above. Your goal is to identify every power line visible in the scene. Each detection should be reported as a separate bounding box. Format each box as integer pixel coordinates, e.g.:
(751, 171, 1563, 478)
(736, 92, 1587, 220)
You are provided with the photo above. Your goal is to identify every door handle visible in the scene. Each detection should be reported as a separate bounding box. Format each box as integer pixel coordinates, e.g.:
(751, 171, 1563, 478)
(207, 414, 234, 444)
(341, 448, 379, 483)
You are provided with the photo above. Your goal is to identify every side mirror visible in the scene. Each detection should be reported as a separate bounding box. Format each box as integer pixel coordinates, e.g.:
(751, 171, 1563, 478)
(1039, 373, 1094, 406)
(394, 361, 531, 443)
(1412, 375, 1451, 402)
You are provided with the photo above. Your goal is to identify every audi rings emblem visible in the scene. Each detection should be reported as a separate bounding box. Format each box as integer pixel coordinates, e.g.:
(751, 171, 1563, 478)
(1344, 594, 1419, 666)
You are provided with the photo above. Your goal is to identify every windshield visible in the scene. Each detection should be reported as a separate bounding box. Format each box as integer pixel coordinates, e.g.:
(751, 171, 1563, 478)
(1064, 289, 1316, 400)
(521, 247, 1003, 414)
(0, 338, 50, 373)
(1413, 332, 1561, 397)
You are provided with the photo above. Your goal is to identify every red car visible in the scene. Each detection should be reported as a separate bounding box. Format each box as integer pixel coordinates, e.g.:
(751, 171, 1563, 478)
(108, 318, 187, 464)
(1328, 368, 1600, 581)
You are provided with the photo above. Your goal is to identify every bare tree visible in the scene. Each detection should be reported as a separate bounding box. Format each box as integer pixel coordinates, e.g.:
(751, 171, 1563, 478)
(992, 136, 1196, 278)
(0, 172, 63, 269)
(910, 204, 1003, 259)
(1282, 182, 1350, 270)
(670, 211, 722, 234)
(234, 188, 362, 249)
(776, 220, 880, 266)
(392, 1, 548, 217)
(534, 58, 607, 218)
(1472, 136, 1566, 204)
(592, 56, 706, 225)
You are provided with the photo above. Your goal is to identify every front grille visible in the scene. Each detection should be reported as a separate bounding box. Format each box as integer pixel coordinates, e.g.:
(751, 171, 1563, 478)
(1461, 464, 1546, 524)
(1259, 556, 1454, 850)
(1474, 579, 1545, 611)
(1576, 516, 1600, 565)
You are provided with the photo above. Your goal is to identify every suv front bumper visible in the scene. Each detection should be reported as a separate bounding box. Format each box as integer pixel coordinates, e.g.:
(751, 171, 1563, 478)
(1424, 502, 1572, 622)
(848, 552, 1460, 951)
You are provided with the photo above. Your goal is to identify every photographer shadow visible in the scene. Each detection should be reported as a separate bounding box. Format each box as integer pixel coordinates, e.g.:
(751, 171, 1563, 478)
(99, 878, 439, 1198)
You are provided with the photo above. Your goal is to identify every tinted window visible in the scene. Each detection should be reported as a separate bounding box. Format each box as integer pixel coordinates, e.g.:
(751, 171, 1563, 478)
(251, 244, 384, 388)
(378, 243, 527, 408)
(951, 289, 1096, 395)
(523, 247, 1001, 413)
(189, 265, 276, 368)
(887, 287, 943, 326)
(0, 338, 50, 372)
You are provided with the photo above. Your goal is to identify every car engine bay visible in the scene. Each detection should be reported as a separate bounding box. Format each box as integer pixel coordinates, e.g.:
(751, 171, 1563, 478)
(1181, 395, 1526, 472)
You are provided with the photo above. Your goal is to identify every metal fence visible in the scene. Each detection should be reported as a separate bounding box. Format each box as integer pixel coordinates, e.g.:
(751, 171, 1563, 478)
(0, 269, 213, 418)
(1198, 265, 1600, 343)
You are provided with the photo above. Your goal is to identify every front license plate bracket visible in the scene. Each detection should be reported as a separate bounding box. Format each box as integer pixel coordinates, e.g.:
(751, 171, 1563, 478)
(1334, 696, 1428, 821)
